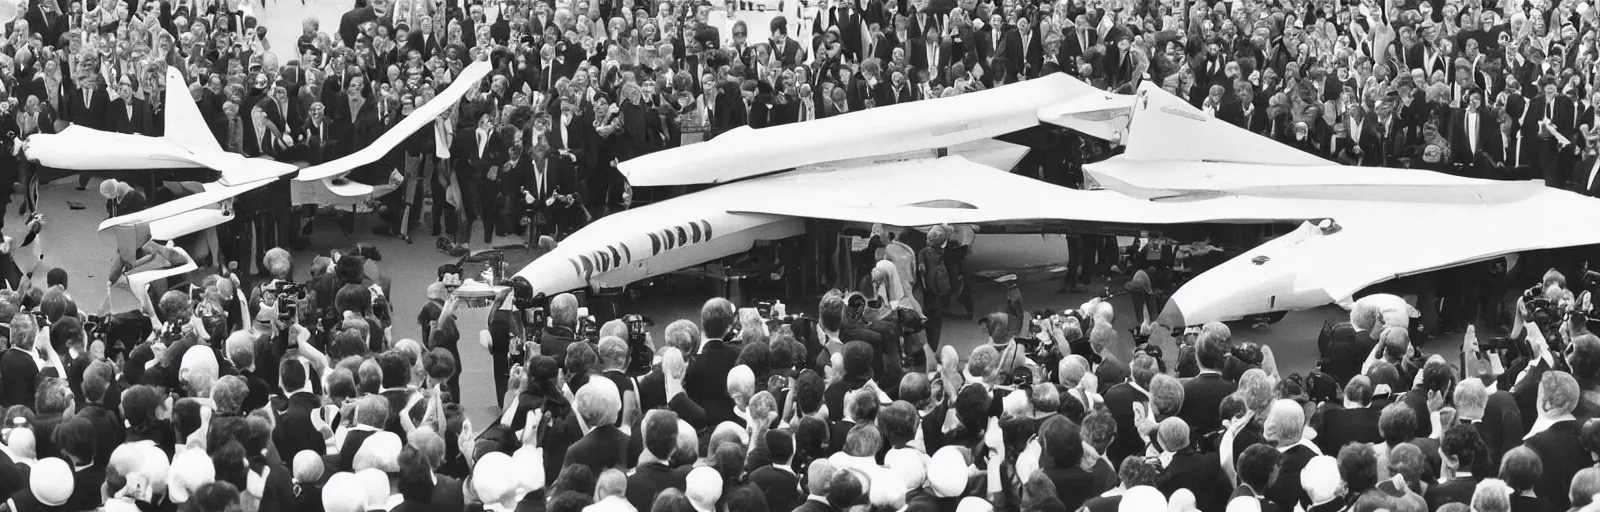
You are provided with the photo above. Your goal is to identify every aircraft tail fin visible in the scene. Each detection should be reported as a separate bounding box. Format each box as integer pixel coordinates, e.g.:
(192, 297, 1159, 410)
(161, 66, 223, 154)
(1121, 83, 1333, 167)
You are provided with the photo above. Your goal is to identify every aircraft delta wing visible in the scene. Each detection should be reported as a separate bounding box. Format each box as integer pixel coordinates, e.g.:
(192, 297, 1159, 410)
(97, 61, 495, 234)
(617, 73, 1104, 187)
(1094, 83, 1600, 327)
(709, 84, 1600, 327)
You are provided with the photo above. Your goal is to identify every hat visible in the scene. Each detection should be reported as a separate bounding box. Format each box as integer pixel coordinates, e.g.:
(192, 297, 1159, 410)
(30, 458, 72, 507)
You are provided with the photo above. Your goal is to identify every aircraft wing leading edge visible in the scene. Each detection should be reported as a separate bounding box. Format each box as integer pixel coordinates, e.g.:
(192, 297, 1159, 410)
(296, 61, 494, 182)
(618, 73, 1102, 187)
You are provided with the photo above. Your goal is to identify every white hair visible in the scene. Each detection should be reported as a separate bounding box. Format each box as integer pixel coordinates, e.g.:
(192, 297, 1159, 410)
(575, 378, 621, 430)
(1300, 456, 1342, 503)
(727, 365, 755, 404)
(1265, 399, 1306, 446)
(1472, 479, 1512, 512)
(322, 472, 366, 512)
(685, 466, 722, 509)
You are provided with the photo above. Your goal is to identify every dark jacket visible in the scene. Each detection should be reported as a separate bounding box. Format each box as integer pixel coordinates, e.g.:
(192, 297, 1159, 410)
(274, 391, 326, 461)
(1157, 449, 1231, 512)
(562, 424, 630, 476)
(686, 338, 741, 427)
(1314, 405, 1383, 455)
(626, 461, 688, 512)
(750, 464, 803, 512)
(1265, 443, 1319, 512)
(0, 348, 39, 408)
(1178, 372, 1235, 438)
(1525, 419, 1588, 510)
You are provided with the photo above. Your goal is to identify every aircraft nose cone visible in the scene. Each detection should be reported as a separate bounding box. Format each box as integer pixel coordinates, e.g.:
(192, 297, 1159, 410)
(1155, 299, 1185, 331)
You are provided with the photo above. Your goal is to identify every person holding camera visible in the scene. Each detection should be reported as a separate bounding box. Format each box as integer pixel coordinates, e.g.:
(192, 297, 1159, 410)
(487, 279, 541, 407)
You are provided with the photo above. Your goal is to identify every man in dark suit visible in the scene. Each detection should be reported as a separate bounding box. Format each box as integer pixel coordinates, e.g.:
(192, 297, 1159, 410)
(1155, 418, 1230, 512)
(814, 0, 864, 61)
(548, 96, 594, 228)
(1523, 371, 1588, 510)
(876, 70, 914, 106)
(522, 140, 578, 238)
(1452, 90, 1496, 178)
(1103, 355, 1157, 465)
(1264, 399, 1320, 512)
(1483, 113, 1520, 179)
(1062, 15, 1097, 63)
(451, 110, 506, 246)
(1525, 79, 1576, 189)
(0, 327, 43, 408)
(1452, 379, 1523, 468)
(562, 379, 631, 476)
(685, 299, 741, 428)
(106, 79, 152, 135)
(720, 80, 756, 129)
(1314, 376, 1384, 455)
(978, 14, 1007, 79)
(1178, 334, 1236, 440)
(26, 0, 65, 51)
(749, 430, 803, 512)
(627, 410, 689, 511)
(338, 0, 377, 48)
(272, 358, 326, 462)
(407, 16, 443, 59)
(1003, 16, 1044, 80)
(1341, 104, 1380, 166)
(770, 18, 804, 68)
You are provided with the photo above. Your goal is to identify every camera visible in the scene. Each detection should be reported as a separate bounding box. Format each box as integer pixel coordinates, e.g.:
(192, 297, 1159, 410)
(577, 307, 599, 343)
(269, 281, 307, 322)
(622, 313, 654, 376)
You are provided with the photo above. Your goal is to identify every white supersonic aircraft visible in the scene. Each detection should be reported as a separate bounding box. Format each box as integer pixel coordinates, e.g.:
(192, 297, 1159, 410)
(26, 61, 494, 240)
(511, 75, 1600, 328)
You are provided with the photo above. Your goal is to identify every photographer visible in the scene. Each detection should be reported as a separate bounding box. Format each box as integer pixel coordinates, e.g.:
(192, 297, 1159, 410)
(536, 293, 581, 368)
(486, 280, 539, 407)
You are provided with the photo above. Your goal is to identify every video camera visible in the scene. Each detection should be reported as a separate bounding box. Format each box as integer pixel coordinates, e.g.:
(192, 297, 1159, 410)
(755, 299, 808, 324)
(622, 313, 655, 376)
(267, 281, 308, 323)
(1020, 309, 1066, 383)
